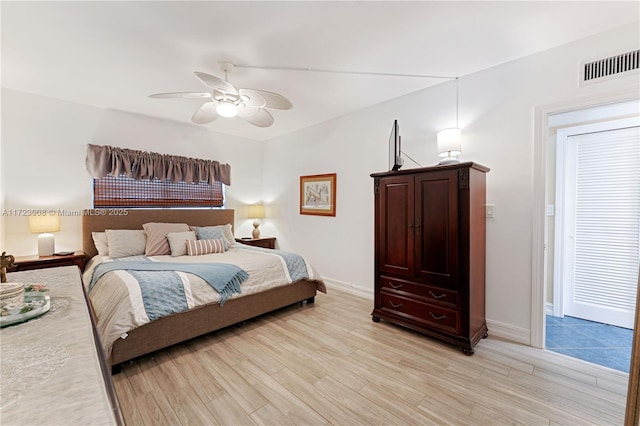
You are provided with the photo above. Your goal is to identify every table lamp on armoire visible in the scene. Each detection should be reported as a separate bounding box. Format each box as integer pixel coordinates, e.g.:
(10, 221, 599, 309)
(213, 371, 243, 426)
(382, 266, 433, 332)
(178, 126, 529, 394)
(29, 214, 60, 256)
(248, 204, 265, 239)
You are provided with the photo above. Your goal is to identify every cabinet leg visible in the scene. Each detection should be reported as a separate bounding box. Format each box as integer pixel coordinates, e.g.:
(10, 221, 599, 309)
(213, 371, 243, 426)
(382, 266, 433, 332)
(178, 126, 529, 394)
(483, 332, 488, 339)
(372, 316, 380, 323)
(462, 347, 474, 356)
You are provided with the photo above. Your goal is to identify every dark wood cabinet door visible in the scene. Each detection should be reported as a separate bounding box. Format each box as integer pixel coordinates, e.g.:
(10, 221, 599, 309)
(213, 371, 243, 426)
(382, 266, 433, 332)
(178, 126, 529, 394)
(377, 175, 414, 277)
(414, 170, 459, 289)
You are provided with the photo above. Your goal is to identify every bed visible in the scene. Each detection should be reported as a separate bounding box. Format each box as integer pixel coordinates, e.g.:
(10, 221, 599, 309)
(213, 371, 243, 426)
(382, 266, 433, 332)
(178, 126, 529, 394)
(81, 209, 325, 371)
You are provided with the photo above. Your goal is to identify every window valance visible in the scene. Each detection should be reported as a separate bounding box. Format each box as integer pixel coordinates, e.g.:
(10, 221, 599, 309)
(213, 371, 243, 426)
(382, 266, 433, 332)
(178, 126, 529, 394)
(85, 143, 231, 186)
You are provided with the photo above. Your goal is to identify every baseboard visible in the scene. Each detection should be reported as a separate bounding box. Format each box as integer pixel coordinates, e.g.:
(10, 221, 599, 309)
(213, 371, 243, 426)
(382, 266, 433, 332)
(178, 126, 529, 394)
(486, 319, 531, 345)
(324, 279, 533, 346)
(545, 302, 553, 316)
(321, 277, 373, 300)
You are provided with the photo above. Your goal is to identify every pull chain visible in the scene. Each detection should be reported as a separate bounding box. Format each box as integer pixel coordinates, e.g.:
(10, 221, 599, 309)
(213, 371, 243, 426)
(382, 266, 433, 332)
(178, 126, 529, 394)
(455, 77, 459, 128)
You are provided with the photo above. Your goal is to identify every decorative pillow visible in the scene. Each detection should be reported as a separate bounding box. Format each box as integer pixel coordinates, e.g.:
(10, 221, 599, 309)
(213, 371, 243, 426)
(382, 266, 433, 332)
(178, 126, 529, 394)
(220, 223, 235, 247)
(167, 231, 197, 257)
(91, 232, 109, 256)
(143, 222, 190, 256)
(186, 238, 226, 256)
(105, 229, 147, 258)
(191, 226, 229, 250)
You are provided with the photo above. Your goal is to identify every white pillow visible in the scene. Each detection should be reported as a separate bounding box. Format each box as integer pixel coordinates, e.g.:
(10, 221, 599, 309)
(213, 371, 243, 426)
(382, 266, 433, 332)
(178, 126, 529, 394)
(167, 231, 197, 257)
(105, 229, 147, 258)
(91, 232, 109, 256)
(221, 223, 235, 247)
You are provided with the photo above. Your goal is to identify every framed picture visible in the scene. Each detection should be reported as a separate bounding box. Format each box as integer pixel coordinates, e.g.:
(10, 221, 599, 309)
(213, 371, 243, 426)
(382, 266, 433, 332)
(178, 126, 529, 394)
(300, 173, 336, 216)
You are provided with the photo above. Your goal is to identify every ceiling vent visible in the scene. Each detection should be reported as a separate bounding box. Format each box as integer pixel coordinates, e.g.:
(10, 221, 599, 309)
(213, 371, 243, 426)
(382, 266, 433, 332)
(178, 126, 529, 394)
(580, 49, 639, 86)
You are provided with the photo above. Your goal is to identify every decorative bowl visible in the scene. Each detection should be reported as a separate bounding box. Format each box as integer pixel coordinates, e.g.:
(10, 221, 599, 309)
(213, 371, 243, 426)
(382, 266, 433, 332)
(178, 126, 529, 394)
(0, 283, 25, 306)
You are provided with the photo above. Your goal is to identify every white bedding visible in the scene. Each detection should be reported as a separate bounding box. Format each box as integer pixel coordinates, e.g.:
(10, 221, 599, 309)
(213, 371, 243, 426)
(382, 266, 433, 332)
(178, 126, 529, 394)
(83, 245, 326, 357)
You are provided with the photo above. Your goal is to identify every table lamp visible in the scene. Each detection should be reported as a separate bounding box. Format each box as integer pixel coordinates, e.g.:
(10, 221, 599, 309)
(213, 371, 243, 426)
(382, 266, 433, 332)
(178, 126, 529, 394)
(29, 214, 60, 256)
(437, 128, 462, 165)
(437, 77, 462, 165)
(248, 204, 265, 239)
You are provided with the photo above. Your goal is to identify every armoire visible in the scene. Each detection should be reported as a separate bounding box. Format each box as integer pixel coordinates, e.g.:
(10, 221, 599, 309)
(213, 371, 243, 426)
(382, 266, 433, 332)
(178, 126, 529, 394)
(370, 162, 489, 354)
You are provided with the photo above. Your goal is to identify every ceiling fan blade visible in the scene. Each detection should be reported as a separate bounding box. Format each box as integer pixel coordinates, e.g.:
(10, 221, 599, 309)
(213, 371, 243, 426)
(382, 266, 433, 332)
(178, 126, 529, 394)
(237, 106, 274, 127)
(149, 92, 212, 99)
(191, 102, 218, 124)
(240, 89, 292, 110)
(194, 72, 238, 95)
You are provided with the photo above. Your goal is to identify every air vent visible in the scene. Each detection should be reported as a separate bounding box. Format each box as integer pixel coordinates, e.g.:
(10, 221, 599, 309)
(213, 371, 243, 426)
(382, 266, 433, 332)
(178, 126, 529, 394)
(581, 50, 639, 85)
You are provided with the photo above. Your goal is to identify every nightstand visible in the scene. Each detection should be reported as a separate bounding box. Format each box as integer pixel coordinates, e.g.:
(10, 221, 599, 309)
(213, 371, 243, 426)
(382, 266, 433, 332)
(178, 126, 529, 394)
(9, 250, 86, 272)
(235, 237, 276, 249)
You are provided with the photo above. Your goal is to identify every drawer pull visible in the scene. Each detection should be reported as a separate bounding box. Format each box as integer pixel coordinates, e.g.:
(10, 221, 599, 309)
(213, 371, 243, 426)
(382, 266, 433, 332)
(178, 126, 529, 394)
(428, 291, 447, 300)
(429, 312, 447, 321)
(389, 301, 403, 309)
(389, 282, 403, 290)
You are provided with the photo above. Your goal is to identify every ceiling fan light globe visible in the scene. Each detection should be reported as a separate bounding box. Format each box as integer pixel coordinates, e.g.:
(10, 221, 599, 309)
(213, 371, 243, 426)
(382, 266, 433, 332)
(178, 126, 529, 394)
(216, 100, 238, 118)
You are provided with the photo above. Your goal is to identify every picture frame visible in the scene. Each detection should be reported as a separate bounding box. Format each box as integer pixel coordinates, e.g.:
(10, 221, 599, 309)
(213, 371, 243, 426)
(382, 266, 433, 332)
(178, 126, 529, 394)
(300, 173, 336, 216)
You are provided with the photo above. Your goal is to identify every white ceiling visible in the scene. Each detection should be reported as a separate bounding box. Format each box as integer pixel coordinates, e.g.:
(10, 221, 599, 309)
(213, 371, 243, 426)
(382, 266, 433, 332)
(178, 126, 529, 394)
(2, 1, 639, 141)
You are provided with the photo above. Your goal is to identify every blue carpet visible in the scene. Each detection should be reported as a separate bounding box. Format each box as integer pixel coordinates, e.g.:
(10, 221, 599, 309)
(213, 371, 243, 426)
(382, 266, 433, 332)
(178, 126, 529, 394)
(546, 315, 633, 373)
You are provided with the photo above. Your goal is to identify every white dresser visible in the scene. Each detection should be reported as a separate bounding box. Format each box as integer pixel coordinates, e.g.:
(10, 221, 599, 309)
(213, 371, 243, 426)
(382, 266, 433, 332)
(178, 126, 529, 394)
(1, 266, 122, 425)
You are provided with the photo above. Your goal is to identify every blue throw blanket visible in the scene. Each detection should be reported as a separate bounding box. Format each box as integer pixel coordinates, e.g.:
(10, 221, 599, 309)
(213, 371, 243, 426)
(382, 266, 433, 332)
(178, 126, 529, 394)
(89, 261, 248, 306)
(129, 270, 187, 321)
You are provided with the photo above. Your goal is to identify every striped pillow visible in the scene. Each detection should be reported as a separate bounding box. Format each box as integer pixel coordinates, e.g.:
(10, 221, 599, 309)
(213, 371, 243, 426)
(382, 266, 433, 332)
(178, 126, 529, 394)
(186, 238, 226, 256)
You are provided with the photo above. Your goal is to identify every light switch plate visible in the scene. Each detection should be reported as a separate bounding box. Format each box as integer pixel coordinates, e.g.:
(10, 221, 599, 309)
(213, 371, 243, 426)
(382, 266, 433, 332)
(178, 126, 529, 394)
(485, 204, 495, 219)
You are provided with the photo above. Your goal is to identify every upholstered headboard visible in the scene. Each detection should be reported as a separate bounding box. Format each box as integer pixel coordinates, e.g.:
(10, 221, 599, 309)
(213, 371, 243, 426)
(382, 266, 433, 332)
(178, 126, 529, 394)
(82, 209, 235, 259)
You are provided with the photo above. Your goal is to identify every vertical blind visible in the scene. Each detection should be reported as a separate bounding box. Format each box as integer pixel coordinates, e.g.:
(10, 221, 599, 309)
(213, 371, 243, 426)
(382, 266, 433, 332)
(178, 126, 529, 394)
(573, 127, 640, 318)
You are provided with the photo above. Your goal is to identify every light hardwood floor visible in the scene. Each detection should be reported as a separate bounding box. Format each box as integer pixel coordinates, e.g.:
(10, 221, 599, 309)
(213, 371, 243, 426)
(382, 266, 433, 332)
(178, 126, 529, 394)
(112, 287, 630, 425)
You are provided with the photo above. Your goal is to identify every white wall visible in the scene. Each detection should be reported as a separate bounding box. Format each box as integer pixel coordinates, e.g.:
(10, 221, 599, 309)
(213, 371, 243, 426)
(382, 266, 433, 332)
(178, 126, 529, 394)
(261, 22, 640, 342)
(0, 89, 263, 255)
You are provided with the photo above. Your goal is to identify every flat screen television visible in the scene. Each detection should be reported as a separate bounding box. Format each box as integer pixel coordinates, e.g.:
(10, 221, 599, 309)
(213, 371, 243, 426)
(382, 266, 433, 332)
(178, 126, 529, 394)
(388, 119, 403, 171)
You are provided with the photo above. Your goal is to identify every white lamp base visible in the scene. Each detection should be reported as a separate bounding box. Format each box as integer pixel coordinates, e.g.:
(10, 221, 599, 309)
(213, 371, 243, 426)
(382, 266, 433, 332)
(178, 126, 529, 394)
(252, 220, 261, 239)
(37, 233, 55, 256)
(438, 156, 460, 166)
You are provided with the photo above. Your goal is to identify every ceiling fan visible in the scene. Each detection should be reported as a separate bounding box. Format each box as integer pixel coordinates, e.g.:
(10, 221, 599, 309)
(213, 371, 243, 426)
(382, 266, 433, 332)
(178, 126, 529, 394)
(149, 62, 292, 127)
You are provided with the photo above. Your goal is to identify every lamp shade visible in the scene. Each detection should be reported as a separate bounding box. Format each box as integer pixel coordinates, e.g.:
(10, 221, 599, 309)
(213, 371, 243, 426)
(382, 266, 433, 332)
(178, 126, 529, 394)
(437, 128, 462, 158)
(248, 204, 265, 219)
(29, 214, 60, 233)
(29, 214, 60, 256)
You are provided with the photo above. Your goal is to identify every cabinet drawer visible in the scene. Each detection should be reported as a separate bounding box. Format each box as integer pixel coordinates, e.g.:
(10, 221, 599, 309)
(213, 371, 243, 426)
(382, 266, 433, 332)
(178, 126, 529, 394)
(381, 293, 459, 334)
(380, 276, 458, 309)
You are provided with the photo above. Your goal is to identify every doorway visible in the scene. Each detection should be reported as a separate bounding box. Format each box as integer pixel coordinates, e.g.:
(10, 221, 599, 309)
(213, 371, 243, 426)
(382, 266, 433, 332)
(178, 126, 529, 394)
(546, 105, 640, 372)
